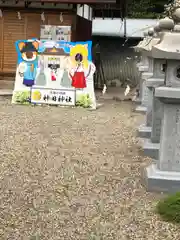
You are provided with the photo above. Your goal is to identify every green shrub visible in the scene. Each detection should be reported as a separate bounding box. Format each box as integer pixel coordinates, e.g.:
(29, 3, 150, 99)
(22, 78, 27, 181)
(156, 192, 180, 223)
(76, 93, 92, 108)
(127, 0, 166, 19)
(13, 91, 31, 104)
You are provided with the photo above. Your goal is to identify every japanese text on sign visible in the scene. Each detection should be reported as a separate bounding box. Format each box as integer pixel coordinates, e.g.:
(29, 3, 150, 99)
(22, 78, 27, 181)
(31, 88, 76, 106)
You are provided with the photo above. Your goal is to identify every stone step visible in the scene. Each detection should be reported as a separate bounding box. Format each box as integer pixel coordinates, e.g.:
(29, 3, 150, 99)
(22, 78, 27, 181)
(143, 138, 160, 160)
(0, 89, 13, 96)
(0, 80, 14, 90)
(137, 124, 152, 138)
(135, 105, 147, 114)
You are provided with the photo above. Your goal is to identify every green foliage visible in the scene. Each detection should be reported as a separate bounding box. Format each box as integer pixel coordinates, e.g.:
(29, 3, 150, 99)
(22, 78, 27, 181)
(156, 192, 180, 223)
(13, 91, 31, 104)
(127, 0, 167, 19)
(76, 93, 92, 108)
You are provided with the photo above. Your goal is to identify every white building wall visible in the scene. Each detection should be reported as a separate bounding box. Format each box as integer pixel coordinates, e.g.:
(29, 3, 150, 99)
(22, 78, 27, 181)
(92, 18, 158, 38)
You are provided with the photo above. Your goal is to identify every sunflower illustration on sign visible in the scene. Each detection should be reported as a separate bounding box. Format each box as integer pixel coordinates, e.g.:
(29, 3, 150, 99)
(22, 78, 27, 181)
(68, 44, 96, 89)
(32, 90, 41, 101)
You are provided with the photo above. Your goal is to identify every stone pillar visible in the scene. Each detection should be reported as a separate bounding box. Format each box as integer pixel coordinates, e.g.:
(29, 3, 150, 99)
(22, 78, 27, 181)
(143, 14, 180, 193)
(136, 65, 153, 114)
(137, 55, 148, 69)
(144, 89, 180, 193)
(137, 60, 149, 106)
(141, 59, 154, 107)
(143, 58, 166, 159)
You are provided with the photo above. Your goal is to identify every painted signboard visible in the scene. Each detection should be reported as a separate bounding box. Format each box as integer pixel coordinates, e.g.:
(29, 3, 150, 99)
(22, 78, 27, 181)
(31, 88, 76, 106)
(40, 25, 71, 41)
(12, 39, 96, 109)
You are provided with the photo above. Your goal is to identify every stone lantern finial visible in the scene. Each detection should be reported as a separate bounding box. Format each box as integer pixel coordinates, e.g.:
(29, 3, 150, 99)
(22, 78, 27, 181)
(159, 17, 174, 31)
(153, 23, 161, 37)
(148, 27, 154, 37)
(143, 31, 148, 37)
(154, 23, 161, 33)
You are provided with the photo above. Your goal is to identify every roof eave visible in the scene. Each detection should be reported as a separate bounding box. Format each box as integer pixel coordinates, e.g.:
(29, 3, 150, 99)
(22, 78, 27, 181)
(23, 0, 117, 4)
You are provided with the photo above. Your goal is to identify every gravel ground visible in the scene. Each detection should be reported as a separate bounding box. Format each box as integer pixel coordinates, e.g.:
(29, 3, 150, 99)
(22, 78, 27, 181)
(0, 97, 180, 240)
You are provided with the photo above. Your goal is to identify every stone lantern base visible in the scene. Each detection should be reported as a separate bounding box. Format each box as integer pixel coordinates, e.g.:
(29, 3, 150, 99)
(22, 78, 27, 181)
(143, 163, 180, 193)
(143, 87, 180, 193)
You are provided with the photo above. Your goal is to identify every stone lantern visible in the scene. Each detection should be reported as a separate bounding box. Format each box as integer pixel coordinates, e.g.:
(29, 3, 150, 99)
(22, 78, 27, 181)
(135, 28, 159, 114)
(134, 31, 150, 104)
(143, 18, 174, 158)
(135, 26, 160, 105)
(137, 28, 160, 137)
(143, 10, 180, 193)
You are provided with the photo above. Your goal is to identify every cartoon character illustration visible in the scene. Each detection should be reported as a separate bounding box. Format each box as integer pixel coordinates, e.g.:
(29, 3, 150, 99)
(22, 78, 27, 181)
(17, 40, 39, 87)
(60, 56, 72, 88)
(35, 56, 47, 86)
(47, 57, 60, 81)
(68, 44, 96, 89)
(61, 69, 71, 88)
(42, 55, 64, 88)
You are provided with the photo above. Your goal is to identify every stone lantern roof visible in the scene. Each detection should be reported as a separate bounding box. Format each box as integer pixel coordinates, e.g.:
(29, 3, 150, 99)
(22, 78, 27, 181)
(141, 27, 160, 55)
(134, 21, 163, 53)
(152, 11, 180, 59)
(134, 31, 149, 52)
(134, 42, 143, 52)
(134, 25, 161, 54)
